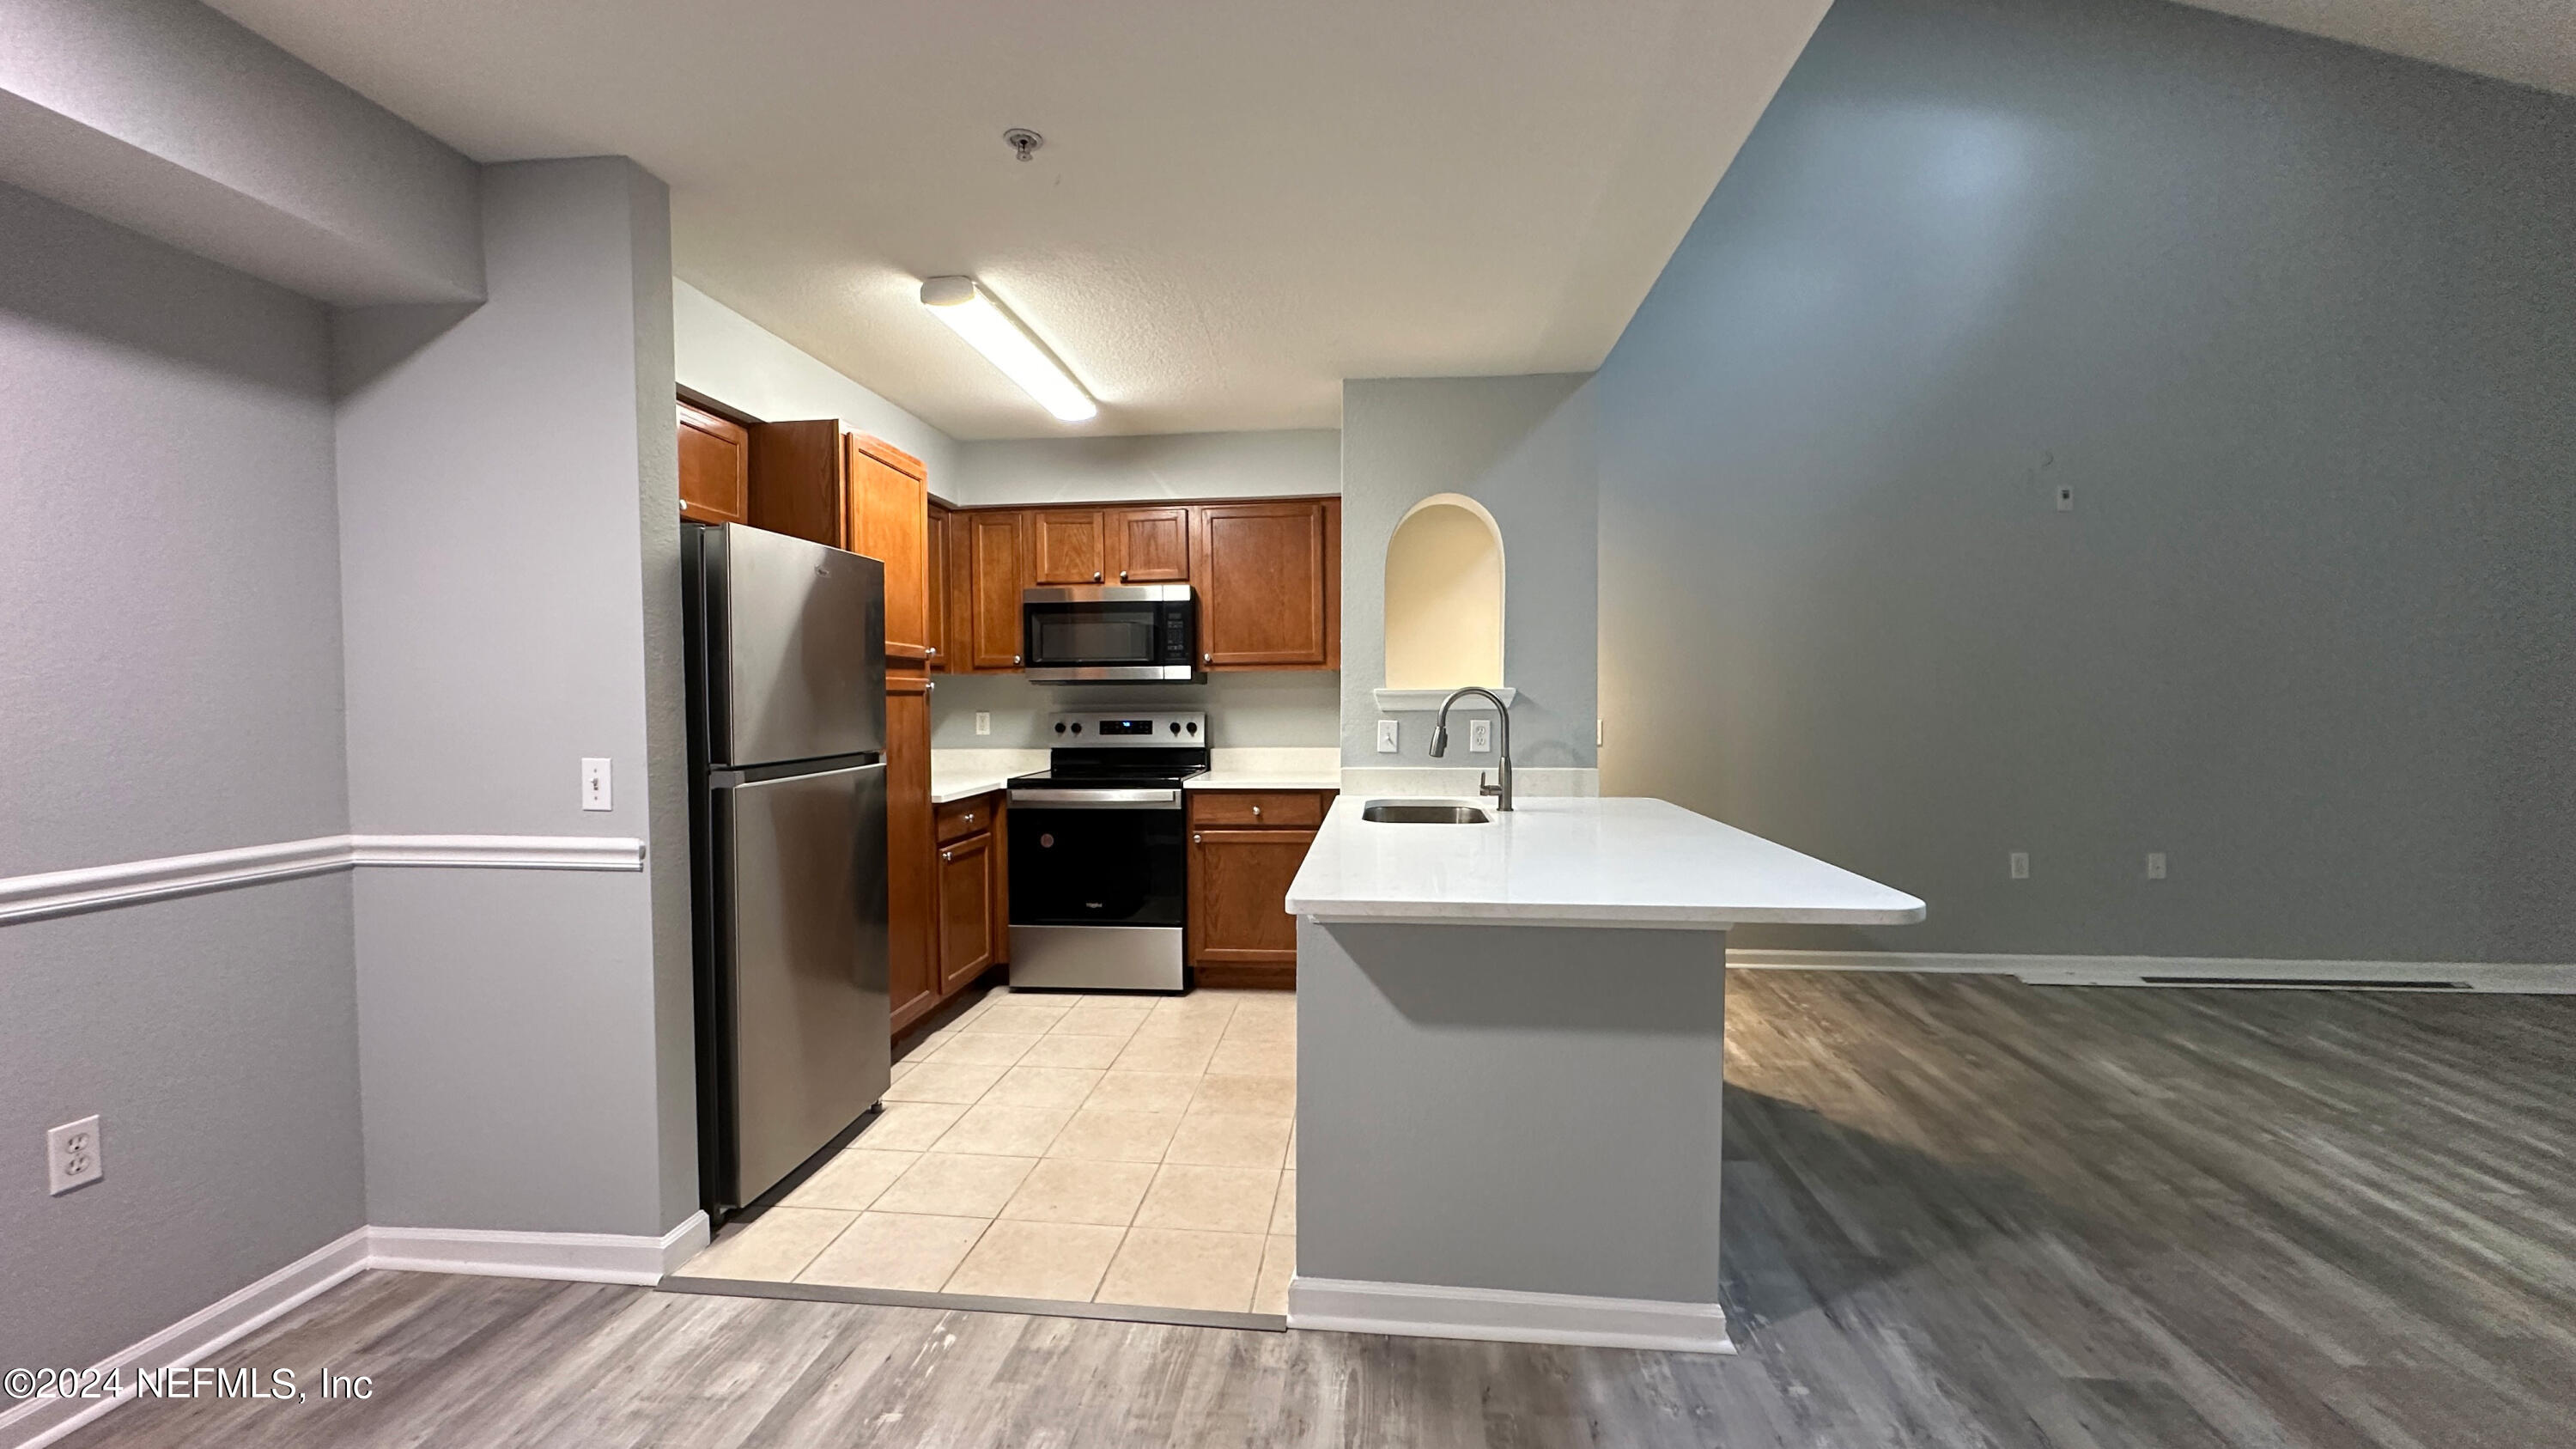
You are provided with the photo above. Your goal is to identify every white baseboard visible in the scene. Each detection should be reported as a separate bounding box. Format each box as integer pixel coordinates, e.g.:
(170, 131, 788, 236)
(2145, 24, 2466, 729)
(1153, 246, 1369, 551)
(0, 1227, 371, 1449)
(367, 1212, 710, 1286)
(0, 1213, 709, 1449)
(1726, 948, 2576, 994)
(1286, 1275, 1734, 1355)
(1, 834, 647, 926)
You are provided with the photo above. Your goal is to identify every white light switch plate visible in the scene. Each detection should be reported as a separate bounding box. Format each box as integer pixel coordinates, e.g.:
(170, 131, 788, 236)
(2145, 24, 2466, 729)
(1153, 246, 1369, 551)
(49, 1116, 101, 1195)
(1467, 719, 1492, 753)
(581, 758, 611, 811)
(2009, 851, 2030, 880)
(975, 712, 992, 736)
(1376, 720, 1400, 753)
(2147, 852, 2166, 880)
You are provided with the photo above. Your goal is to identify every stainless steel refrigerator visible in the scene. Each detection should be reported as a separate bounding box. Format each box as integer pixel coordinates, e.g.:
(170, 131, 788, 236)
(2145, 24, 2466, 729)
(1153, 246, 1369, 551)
(684, 521, 890, 1222)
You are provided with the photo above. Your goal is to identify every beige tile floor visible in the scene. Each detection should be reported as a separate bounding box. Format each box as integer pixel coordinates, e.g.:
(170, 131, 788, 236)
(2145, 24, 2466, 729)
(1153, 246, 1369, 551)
(677, 986, 1297, 1316)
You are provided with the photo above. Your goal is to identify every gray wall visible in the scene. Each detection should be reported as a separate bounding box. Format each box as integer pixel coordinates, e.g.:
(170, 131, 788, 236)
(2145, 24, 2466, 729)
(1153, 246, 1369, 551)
(1339, 376, 1599, 770)
(1595, 0, 2576, 960)
(951, 429, 1339, 508)
(928, 671, 1341, 749)
(674, 278, 960, 488)
(334, 158, 696, 1235)
(0, 0, 482, 304)
(0, 180, 362, 1371)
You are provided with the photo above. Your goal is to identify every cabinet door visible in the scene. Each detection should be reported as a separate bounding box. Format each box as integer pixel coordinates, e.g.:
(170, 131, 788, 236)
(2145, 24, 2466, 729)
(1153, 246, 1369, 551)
(677, 403, 750, 524)
(1194, 499, 1338, 668)
(925, 503, 950, 671)
(1108, 507, 1190, 583)
(746, 419, 844, 546)
(965, 510, 1027, 671)
(1030, 509, 1108, 585)
(1188, 827, 1317, 966)
(885, 682, 938, 1033)
(846, 435, 930, 657)
(937, 831, 997, 994)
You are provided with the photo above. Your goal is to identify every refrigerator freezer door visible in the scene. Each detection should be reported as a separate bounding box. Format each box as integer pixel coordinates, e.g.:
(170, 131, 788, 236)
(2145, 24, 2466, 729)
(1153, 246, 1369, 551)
(713, 524, 886, 768)
(716, 760, 891, 1208)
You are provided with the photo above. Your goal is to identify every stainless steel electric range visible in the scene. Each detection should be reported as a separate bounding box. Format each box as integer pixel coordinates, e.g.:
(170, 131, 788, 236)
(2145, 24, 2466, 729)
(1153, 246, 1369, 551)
(1005, 711, 1208, 992)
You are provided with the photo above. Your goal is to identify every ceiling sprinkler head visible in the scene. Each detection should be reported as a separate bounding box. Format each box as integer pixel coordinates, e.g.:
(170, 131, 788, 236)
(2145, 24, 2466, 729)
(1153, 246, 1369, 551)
(1004, 128, 1043, 162)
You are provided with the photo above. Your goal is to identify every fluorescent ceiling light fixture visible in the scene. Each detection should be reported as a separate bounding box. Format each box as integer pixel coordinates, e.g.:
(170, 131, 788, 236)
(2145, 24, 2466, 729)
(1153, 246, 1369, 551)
(918, 276, 1097, 423)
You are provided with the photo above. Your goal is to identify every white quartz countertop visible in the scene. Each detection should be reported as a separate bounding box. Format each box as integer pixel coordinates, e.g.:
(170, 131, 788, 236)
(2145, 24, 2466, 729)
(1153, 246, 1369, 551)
(1185, 770, 1343, 792)
(1185, 747, 1341, 792)
(927, 749, 1044, 806)
(1285, 795, 1925, 930)
(930, 747, 1341, 803)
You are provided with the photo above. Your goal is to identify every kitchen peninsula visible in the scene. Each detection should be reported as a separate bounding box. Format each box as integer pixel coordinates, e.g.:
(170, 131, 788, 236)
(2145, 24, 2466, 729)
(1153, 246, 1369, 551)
(1284, 795, 1923, 1352)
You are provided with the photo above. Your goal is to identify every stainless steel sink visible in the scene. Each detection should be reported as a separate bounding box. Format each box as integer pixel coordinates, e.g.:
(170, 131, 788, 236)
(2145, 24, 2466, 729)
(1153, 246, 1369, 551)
(1361, 800, 1492, 825)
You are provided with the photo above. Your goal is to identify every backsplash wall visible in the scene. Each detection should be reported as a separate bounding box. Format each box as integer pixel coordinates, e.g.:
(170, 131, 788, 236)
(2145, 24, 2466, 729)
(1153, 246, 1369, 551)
(929, 672, 1341, 749)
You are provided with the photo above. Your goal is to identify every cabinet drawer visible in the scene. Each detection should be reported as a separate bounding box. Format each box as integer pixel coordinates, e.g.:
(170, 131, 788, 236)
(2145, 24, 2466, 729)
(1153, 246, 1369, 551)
(936, 795, 998, 843)
(1188, 791, 1328, 828)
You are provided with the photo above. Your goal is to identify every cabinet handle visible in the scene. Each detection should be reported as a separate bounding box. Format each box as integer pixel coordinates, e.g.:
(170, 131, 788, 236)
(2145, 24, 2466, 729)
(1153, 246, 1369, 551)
(1251, 804, 1262, 818)
(1093, 570, 1103, 582)
(963, 813, 975, 825)
(1202, 652, 1211, 665)
(942, 849, 953, 862)
(1012, 654, 1022, 665)
(1119, 569, 1129, 581)
(1192, 833, 1202, 844)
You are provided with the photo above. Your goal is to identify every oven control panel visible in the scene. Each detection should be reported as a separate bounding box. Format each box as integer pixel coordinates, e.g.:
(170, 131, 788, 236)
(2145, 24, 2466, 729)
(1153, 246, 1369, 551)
(1048, 711, 1206, 746)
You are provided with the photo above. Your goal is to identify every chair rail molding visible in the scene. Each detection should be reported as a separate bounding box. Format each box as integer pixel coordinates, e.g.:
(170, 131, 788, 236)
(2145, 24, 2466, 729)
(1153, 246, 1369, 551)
(1, 834, 647, 926)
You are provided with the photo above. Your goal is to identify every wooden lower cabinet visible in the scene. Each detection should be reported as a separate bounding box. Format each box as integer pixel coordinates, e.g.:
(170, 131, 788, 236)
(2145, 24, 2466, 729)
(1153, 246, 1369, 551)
(1186, 790, 1334, 989)
(936, 831, 996, 994)
(893, 789, 1011, 1037)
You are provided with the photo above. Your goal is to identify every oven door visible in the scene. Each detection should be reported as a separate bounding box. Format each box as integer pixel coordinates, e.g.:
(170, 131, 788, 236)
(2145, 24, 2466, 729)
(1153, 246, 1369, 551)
(1023, 586, 1194, 683)
(1008, 792, 1186, 927)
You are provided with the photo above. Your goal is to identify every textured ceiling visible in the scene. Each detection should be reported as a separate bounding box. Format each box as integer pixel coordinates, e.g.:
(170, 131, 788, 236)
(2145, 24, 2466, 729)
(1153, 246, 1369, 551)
(204, 0, 2569, 439)
(208, 0, 1833, 437)
(2173, 0, 2576, 99)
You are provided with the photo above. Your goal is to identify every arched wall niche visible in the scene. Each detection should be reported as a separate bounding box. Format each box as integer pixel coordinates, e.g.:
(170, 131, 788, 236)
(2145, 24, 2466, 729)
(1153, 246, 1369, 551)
(1383, 492, 1504, 691)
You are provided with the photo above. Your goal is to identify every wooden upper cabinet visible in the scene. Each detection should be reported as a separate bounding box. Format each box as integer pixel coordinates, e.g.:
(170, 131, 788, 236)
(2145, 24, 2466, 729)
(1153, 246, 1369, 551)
(1030, 509, 1109, 586)
(844, 434, 931, 658)
(677, 403, 750, 525)
(1109, 506, 1191, 583)
(1194, 498, 1340, 670)
(925, 502, 951, 670)
(964, 509, 1027, 670)
(745, 419, 844, 546)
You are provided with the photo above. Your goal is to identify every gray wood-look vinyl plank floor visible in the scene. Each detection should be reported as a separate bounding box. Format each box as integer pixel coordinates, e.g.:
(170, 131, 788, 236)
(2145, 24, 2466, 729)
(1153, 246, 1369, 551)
(59, 972, 2576, 1447)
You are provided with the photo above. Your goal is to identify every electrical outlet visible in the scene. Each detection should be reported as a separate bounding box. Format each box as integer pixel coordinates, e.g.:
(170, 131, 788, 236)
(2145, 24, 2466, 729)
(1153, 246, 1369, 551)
(49, 1116, 101, 1196)
(2009, 851, 2030, 880)
(2146, 852, 2166, 880)
(1467, 718, 1492, 753)
(2056, 486, 2075, 512)
(1376, 719, 1400, 753)
(580, 758, 611, 811)
(974, 711, 991, 736)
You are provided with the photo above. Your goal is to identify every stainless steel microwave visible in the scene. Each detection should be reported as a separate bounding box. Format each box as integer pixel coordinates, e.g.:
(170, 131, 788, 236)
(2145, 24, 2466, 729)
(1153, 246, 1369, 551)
(1022, 585, 1198, 682)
